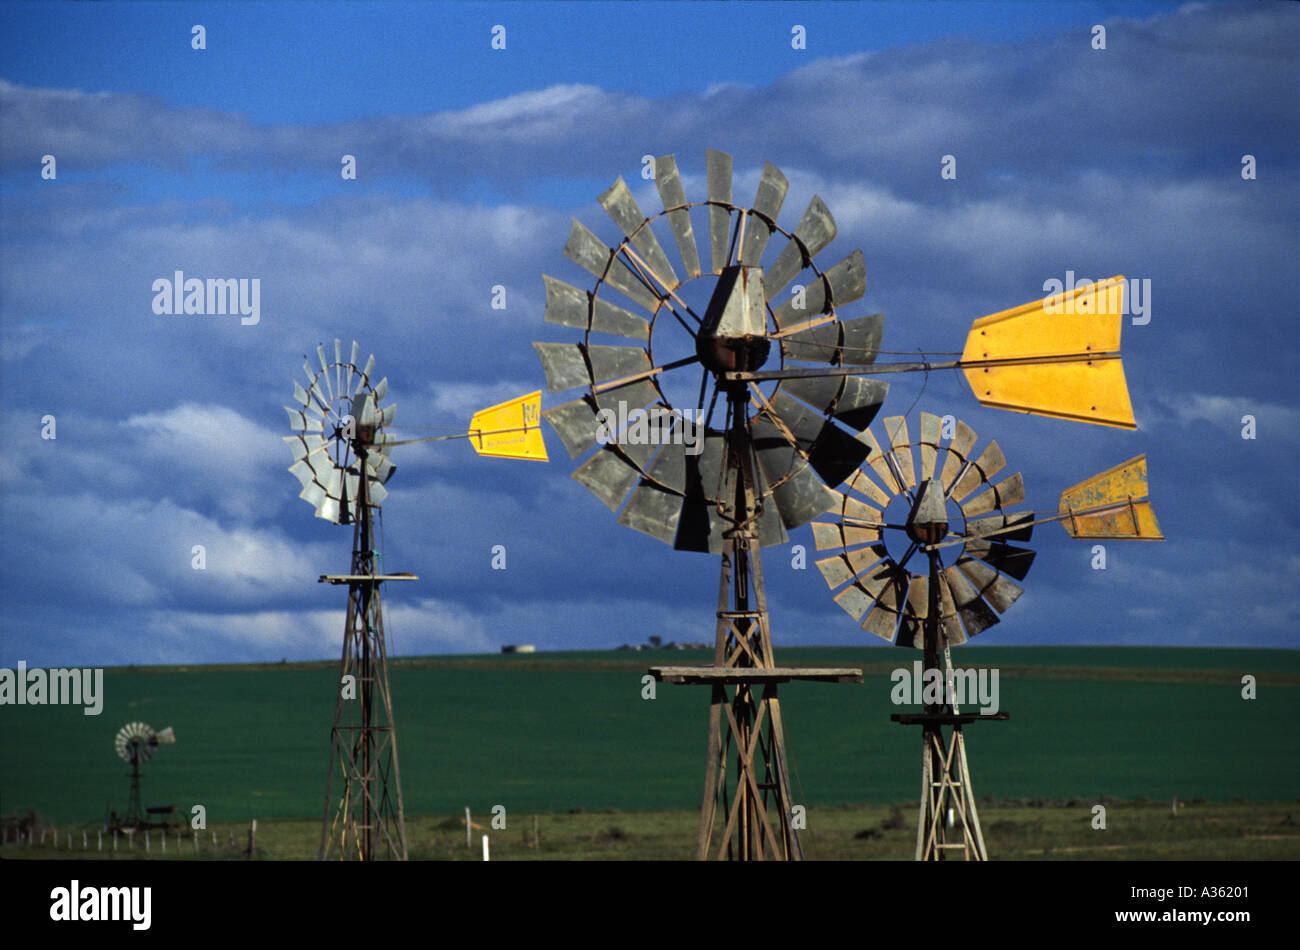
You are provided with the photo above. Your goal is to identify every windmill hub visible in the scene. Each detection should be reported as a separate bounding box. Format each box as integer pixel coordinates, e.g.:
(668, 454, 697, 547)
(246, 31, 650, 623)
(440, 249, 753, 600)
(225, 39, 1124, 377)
(906, 478, 950, 545)
(697, 265, 771, 377)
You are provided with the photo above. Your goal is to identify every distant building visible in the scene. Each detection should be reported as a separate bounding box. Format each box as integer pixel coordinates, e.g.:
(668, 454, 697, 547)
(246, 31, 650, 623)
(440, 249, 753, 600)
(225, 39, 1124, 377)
(501, 644, 536, 654)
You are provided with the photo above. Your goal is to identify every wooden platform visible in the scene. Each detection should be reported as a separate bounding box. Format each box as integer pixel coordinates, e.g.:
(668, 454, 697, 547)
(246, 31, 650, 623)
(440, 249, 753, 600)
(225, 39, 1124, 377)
(891, 712, 1010, 725)
(318, 572, 418, 584)
(650, 666, 863, 685)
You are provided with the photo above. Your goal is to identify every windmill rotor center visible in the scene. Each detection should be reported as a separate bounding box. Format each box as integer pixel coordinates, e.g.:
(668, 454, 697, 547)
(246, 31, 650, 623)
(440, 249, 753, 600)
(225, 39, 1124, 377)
(695, 264, 772, 378)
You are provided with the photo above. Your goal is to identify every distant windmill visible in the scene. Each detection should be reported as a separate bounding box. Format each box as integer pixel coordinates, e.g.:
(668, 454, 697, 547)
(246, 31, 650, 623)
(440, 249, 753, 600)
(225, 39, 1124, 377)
(110, 721, 175, 830)
(284, 339, 546, 860)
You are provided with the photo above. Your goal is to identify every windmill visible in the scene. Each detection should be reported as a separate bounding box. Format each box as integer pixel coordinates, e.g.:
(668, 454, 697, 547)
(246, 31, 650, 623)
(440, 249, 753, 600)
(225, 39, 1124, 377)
(534, 150, 1160, 861)
(284, 340, 545, 861)
(810, 415, 1161, 859)
(533, 150, 887, 860)
(110, 721, 176, 830)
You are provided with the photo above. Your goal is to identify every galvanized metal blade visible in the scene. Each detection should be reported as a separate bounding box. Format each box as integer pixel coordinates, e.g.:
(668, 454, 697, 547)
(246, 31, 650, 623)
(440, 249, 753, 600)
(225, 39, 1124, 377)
(346, 341, 359, 395)
(586, 344, 652, 387)
(839, 312, 884, 365)
(334, 339, 342, 400)
(846, 466, 893, 508)
(816, 554, 855, 589)
(618, 480, 684, 545)
(832, 377, 889, 431)
(599, 176, 679, 289)
(943, 564, 1000, 637)
(779, 375, 844, 415)
(563, 219, 660, 312)
(919, 412, 942, 482)
(833, 583, 875, 623)
(706, 149, 733, 272)
(772, 249, 865, 325)
(780, 321, 839, 360)
(956, 555, 1024, 613)
(962, 471, 1026, 517)
(738, 162, 789, 266)
(965, 510, 1035, 543)
(963, 538, 1036, 580)
(810, 521, 844, 552)
(372, 377, 388, 403)
(856, 427, 903, 495)
(674, 428, 729, 552)
(543, 397, 601, 459)
(361, 354, 375, 384)
(939, 419, 977, 493)
(952, 440, 1007, 502)
(764, 195, 837, 301)
(896, 574, 929, 649)
(292, 381, 310, 408)
(572, 444, 649, 513)
(935, 573, 968, 647)
(846, 541, 888, 577)
(533, 342, 589, 393)
(316, 345, 333, 401)
(542, 275, 651, 342)
(882, 416, 916, 490)
(751, 416, 840, 528)
(653, 155, 702, 279)
(593, 379, 660, 417)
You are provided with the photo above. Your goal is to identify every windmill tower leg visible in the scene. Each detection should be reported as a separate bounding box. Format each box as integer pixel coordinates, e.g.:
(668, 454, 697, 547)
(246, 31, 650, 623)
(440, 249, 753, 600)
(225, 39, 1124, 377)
(909, 550, 991, 861)
(319, 451, 409, 861)
(695, 394, 802, 861)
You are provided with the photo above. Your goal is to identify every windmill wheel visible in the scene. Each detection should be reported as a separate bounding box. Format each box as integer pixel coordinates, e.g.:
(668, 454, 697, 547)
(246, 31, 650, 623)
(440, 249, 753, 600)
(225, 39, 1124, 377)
(535, 149, 890, 553)
(114, 722, 155, 764)
(811, 411, 1036, 646)
(283, 339, 396, 524)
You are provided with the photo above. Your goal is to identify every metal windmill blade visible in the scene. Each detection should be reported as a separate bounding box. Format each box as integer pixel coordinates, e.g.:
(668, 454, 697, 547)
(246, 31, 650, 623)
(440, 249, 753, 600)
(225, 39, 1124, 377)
(533, 150, 890, 554)
(811, 411, 1034, 647)
(283, 339, 396, 524)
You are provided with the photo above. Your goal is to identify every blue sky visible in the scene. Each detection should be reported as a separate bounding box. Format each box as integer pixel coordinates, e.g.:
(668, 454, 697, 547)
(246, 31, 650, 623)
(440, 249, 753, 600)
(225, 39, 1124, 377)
(1, 0, 1296, 666)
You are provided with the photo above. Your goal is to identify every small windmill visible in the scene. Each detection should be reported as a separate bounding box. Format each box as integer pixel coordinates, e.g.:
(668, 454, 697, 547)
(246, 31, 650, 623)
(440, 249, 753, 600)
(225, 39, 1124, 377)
(811, 417, 1161, 859)
(110, 721, 176, 830)
(284, 340, 545, 861)
(533, 150, 1160, 861)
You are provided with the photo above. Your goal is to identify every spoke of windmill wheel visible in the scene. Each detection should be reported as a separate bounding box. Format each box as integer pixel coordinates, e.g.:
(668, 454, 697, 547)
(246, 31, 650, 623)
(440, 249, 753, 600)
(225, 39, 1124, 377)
(764, 196, 837, 301)
(564, 219, 661, 313)
(615, 244, 702, 331)
(653, 155, 702, 279)
(599, 177, 680, 289)
(738, 162, 789, 266)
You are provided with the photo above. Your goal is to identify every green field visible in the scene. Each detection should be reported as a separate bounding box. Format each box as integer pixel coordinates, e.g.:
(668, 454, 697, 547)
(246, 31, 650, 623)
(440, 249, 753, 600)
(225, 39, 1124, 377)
(2, 647, 1297, 855)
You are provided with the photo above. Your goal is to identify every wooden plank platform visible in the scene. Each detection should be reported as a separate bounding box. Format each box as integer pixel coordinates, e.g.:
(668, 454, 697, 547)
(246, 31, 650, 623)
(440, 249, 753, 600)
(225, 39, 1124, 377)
(318, 573, 419, 584)
(650, 666, 863, 685)
(890, 712, 1010, 725)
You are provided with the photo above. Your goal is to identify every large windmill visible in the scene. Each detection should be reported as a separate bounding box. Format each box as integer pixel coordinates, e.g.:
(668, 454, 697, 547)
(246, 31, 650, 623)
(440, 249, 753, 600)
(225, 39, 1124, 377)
(534, 150, 1159, 861)
(284, 340, 545, 860)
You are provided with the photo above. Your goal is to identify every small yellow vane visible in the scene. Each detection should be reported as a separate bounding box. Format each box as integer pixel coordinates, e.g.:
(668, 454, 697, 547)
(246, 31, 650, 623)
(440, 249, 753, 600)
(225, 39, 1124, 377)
(469, 390, 549, 462)
(1058, 454, 1163, 540)
(961, 275, 1136, 429)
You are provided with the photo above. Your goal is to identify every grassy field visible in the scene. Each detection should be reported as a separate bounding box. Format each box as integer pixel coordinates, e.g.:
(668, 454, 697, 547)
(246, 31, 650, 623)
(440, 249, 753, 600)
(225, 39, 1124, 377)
(1, 646, 1297, 860)
(5, 801, 1299, 861)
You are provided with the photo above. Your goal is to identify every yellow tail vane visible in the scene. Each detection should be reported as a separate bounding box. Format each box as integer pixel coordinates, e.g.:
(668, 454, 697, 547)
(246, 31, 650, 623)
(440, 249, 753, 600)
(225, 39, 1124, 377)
(961, 275, 1136, 429)
(469, 390, 549, 462)
(1058, 453, 1163, 540)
